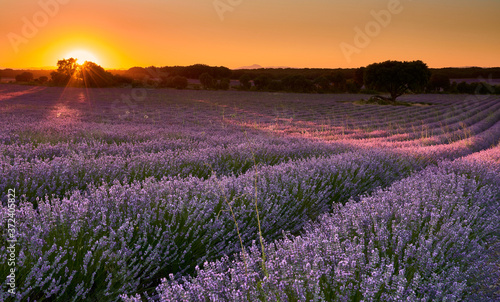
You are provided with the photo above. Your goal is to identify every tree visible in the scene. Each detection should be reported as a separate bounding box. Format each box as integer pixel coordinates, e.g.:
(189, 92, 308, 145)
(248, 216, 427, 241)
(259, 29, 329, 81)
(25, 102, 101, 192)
(314, 76, 331, 92)
(172, 76, 188, 89)
(199, 73, 215, 89)
(253, 75, 271, 90)
(456, 82, 470, 94)
(239, 73, 252, 90)
(15, 72, 34, 82)
(329, 72, 346, 92)
(51, 58, 78, 86)
(79, 61, 115, 87)
(292, 76, 314, 93)
(113, 74, 134, 86)
(281, 75, 314, 93)
(427, 73, 450, 92)
(216, 78, 230, 90)
(267, 80, 283, 91)
(354, 67, 365, 87)
(38, 76, 49, 84)
(364, 60, 431, 102)
(346, 79, 361, 93)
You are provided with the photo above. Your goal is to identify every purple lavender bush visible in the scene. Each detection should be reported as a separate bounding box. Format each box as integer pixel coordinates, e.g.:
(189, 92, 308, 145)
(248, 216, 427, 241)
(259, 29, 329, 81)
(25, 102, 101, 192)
(0, 150, 421, 301)
(151, 160, 500, 301)
(0, 139, 354, 206)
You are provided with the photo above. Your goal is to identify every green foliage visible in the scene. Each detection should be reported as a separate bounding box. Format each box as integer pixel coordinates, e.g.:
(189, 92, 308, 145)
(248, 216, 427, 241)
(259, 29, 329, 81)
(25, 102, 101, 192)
(49, 58, 122, 87)
(346, 79, 361, 93)
(15, 72, 34, 82)
(314, 76, 330, 92)
(365, 60, 431, 102)
(455, 81, 498, 95)
(239, 73, 252, 90)
(50, 58, 78, 86)
(199, 73, 215, 89)
(427, 73, 451, 92)
(267, 80, 283, 92)
(354, 67, 365, 87)
(38, 76, 49, 84)
(328, 71, 346, 92)
(160, 64, 232, 79)
(79, 61, 116, 87)
(172, 76, 189, 89)
(281, 75, 314, 93)
(216, 78, 230, 90)
(112, 74, 134, 86)
(253, 75, 271, 91)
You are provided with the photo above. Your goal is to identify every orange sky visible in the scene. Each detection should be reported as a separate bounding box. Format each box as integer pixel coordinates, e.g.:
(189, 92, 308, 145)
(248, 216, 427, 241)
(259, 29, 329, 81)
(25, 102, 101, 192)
(1, 0, 499, 69)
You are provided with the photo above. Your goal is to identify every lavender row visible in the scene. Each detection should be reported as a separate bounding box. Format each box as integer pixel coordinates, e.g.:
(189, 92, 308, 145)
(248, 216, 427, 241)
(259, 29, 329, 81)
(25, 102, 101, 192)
(376, 99, 500, 143)
(3, 114, 497, 207)
(399, 119, 500, 160)
(151, 159, 500, 302)
(372, 105, 500, 148)
(460, 142, 500, 169)
(0, 150, 421, 301)
(0, 140, 354, 205)
(257, 97, 499, 142)
(351, 97, 496, 133)
(1, 130, 357, 163)
(342, 98, 500, 142)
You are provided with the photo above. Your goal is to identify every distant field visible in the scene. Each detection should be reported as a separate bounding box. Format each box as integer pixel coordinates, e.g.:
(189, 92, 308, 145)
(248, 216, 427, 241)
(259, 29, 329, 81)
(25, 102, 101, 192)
(0, 78, 15, 83)
(0, 85, 499, 301)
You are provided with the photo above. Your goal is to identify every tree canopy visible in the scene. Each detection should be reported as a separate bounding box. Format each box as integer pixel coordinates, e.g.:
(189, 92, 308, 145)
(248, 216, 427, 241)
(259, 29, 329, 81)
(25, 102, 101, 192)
(78, 61, 115, 87)
(15, 72, 34, 82)
(50, 58, 78, 86)
(364, 60, 431, 102)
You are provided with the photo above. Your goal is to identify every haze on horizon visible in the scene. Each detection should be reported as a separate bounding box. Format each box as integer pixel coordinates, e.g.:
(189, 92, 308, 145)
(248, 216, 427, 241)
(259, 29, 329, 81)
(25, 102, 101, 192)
(1, 0, 499, 70)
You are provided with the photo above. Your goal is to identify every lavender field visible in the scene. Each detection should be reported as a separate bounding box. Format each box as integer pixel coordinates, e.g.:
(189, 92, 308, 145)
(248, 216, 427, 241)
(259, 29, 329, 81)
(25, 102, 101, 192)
(0, 85, 499, 301)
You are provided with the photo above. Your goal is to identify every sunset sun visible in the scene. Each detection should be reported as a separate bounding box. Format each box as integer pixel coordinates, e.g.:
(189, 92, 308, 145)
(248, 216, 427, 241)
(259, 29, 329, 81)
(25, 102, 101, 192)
(65, 49, 100, 65)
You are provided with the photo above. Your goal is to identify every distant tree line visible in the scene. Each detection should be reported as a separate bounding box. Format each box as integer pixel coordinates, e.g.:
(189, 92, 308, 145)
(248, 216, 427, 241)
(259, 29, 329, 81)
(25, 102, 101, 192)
(232, 64, 500, 97)
(160, 64, 232, 79)
(4, 63, 500, 96)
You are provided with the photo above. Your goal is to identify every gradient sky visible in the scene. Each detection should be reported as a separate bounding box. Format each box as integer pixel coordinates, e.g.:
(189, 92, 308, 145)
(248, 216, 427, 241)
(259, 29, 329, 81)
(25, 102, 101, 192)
(1, 0, 499, 69)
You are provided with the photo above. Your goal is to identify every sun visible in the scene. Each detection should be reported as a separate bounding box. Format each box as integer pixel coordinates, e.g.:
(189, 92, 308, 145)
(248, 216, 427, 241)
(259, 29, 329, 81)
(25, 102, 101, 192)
(65, 49, 101, 65)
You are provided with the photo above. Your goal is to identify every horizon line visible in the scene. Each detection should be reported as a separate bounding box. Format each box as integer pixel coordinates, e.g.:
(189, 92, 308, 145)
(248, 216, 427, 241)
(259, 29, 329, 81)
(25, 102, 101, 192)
(2, 65, 500, 71)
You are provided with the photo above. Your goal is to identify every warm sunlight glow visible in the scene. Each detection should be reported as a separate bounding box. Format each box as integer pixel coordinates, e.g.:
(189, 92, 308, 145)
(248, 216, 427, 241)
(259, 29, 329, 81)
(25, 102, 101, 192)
(65, 49, 100, 65)
(1, 1, 499, 68)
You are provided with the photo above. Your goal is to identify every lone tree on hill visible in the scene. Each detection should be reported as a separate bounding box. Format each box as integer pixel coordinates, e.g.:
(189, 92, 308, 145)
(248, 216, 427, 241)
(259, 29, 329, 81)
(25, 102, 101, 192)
(364, 60, 431, 102)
